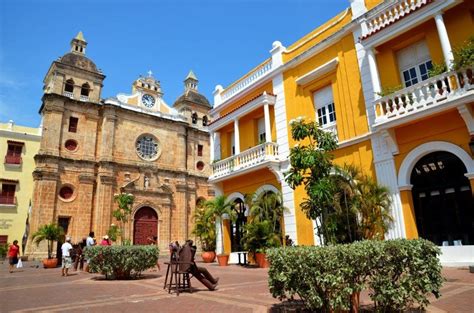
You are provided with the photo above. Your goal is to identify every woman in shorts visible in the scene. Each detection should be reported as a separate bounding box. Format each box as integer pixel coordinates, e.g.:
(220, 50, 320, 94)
(8, 240, 20, 273)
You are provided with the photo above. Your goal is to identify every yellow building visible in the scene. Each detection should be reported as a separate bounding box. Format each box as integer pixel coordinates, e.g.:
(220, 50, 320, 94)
(209, 0, 474, 265)
(0, 120, 41, 251)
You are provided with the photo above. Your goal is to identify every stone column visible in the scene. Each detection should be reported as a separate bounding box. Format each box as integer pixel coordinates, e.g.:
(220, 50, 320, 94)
(39, 98, 64, 156)
(83, 113, 99, 162)
(174, 183, 188, 242)
(99, 109, 116, 162)
(76, 173, 95, 240)
(264, 103, 272, 142)
(233, 119, 240, 154)
(434, 13, 454, 70)
(93, 173, 115, 238)
(210, 131, 215, 162)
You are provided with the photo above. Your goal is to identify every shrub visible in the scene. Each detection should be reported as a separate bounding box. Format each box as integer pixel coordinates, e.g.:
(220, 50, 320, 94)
(453, 36, 474, 70)
(0, 243, 8, 258)
(267, 239, 443, 312)
(84, 245, 159, 279)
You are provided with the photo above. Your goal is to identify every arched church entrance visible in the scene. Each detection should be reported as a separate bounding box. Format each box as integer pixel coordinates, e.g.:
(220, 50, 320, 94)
(231, 198, 247, 252)
(411, 151, 473, 246)
(133, 207, 158, 245)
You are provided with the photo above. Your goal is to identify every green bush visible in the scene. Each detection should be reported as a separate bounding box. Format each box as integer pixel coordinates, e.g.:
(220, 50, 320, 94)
(0, 243, 8, 258)
(84, 245, 159, 279)
(266, 239, 443, 312)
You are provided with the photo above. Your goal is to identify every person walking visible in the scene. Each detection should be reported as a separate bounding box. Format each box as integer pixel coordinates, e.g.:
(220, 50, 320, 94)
(100, 235, 111, 246)
(61, 236, 73, 277)
(84, 231, 95, 272)
(8, 240, 20, 273)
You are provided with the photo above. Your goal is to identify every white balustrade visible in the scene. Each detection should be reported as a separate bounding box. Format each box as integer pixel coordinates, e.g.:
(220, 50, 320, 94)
(210, 142, 279, 179)
(364, 0, 428, 38)
(373, 67, 474, 125)
(221, 60, 272, 101)
(63, 91, 74, 98)
(80, 95, 89, 102)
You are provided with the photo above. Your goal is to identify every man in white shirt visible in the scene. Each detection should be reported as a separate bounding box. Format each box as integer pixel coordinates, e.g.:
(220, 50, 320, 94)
(84, 231, 95, 272)
(61, 236, 73, 277)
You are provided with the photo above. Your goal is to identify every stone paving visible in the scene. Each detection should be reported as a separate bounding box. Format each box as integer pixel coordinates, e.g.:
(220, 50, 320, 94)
(1, 258, 473, 312)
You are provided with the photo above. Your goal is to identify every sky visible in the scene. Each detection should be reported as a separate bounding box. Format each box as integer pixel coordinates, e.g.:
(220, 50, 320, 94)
(0, 0, 349, 127)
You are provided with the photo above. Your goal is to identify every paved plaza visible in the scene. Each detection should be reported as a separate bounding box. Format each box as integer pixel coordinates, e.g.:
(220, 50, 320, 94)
(1, 258, 473, 312)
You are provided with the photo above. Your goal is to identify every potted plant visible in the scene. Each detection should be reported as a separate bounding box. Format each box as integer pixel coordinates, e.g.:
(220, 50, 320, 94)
(31, 223, 65, 268)
(242, 220, 280, 268)
(204, 195, 235, 266)
(192, 204, 217, 263)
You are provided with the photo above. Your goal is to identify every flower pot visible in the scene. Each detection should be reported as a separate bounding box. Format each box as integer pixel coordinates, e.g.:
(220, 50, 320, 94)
(255, 252, 270, 268)
(42, 258, 58, 268)
(216, 254, 229, 266)
(201, 251, 216, 263)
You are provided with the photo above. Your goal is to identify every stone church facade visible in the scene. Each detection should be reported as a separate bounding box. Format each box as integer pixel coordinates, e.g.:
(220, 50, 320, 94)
(27, 32, 213, 257)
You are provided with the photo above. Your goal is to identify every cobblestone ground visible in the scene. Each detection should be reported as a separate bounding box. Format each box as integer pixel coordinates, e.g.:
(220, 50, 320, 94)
(1, 258, 473, 312)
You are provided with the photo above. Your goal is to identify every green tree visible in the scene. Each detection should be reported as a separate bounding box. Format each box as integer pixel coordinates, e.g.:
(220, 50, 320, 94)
(284, 118, 338, 244)
(204, 195, 236, 255)
(31, 223, 65, 259)
(247, 191, 287, 242)
(113, 193, 134, 244)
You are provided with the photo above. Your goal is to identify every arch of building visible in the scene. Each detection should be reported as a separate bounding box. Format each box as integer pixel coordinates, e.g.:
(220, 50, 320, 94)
(254, 184, 279, 197)
(398, 141, 474, 188)
(227, 192, 245, 202)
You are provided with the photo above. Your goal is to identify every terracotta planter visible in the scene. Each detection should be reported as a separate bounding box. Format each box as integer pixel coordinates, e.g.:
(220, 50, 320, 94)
(216, 254, 229, 266)
(201, 251, 216, 263)
(42, 258, 58, 268)
(255, 252, 270, 268)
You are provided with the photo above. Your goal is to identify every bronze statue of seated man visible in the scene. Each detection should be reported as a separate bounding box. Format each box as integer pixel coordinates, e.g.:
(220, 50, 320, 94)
(178, 240, 219, 290)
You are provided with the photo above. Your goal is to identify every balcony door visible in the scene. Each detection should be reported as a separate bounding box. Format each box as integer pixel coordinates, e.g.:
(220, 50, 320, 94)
(411, 151, 473, 246)
(397, 41, 433, 87)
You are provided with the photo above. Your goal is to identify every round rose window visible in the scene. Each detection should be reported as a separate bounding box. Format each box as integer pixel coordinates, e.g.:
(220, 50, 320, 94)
(196, 161, 205, 171)
(59, 186, 74, 200)
(136, 135, 160, 161)
(65, 139, 78, 151)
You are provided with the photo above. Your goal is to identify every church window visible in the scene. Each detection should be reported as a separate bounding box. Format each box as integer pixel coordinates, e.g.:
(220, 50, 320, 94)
(197, 144, 203, 156)
(68, 117, 78, 133)
(65, 139, 78, 151)
(0, 183, 16, 205)
(59, 185, 74, 201)
(80, 83, 90, 96)
(136, 134, 160, 161)
(196, 161, 205, 171)
(192, 113, 198, 124)
(64, 79, 74, 93)
(202, 116, 208, 126)
(5, 141, 23, 165)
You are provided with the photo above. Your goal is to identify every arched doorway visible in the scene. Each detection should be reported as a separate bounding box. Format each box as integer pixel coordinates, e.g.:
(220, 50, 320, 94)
(411, 151, 473, 246)
(230, 198, 247, 252)
(133, 207, 158, 245)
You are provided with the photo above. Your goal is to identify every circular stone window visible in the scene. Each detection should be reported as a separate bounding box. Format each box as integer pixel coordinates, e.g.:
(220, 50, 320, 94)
(65, 139, 78, 151)
(59, 185, 75, 201)
(196, 161, 205, 171)
(135, 134, 160, 161)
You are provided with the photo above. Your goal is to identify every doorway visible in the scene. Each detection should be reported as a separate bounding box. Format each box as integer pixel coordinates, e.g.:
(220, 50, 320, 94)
(411, 151, 473, 245)
(230, 198, 247, 252)
(56, 217, 70, 264)
(133, 207, 158, 245)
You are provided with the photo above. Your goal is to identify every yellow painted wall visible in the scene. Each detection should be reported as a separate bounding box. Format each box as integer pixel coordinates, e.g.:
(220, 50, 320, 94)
(400, 190, 418, 239)
(364, 0, 383, 10)
(283, 9, 352, 62)
(0, 122, 41, 251)
(220, 82, 273, 116)
(283, 33, 371, 245)
(444, 1, 474, 50)
(222, 168, 279, 196)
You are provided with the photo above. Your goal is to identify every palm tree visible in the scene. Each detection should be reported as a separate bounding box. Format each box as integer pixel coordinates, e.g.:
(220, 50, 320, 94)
(31, 223, 65, 259)
(249, 191, 287, 238)
(204, 195, 235, 255)
(192, 203, 216, 252)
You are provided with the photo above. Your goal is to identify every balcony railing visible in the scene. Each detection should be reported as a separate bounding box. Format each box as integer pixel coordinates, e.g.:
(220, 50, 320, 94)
(80, 95, 89, 102)
(63, 91, 74, 98)
(4, 155, 22, 165)
(221, 60, 273, 102)
(363, 0, 430, 39)
(0, 196, 16, 205)
(211, 142, 279, 180)
(373, 67, 474, 126)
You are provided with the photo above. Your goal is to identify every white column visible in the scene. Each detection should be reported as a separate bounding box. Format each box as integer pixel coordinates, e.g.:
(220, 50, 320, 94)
(367, 49, 382, 96)
(434, 14, 454, 70)
(263, 103, 272, 143)
(233, 119, 240, 154)
(210, 131, 215, 162)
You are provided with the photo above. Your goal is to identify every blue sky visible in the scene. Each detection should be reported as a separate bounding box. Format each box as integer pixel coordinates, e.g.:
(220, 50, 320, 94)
(0, 0, 348, 127)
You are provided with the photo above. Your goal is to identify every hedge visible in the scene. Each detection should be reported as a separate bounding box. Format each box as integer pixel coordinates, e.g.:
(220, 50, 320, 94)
(266, 239, 443, 312)
(84, 245, 159, 279)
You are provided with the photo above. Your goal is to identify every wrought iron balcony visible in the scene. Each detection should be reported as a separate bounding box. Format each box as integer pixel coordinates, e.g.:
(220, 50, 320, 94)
(210, 142, 279, 181)
(4, 155, 22, 165)
(373, 67, 474, 128)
